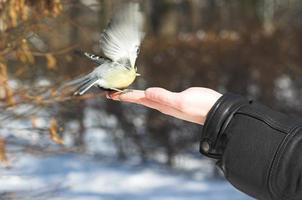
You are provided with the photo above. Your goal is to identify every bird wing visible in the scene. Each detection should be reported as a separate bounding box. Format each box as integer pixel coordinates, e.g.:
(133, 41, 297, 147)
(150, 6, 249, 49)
(82, 52, 110, 65)
(100, 2, 144, 68)
(74, 50, 110, 65)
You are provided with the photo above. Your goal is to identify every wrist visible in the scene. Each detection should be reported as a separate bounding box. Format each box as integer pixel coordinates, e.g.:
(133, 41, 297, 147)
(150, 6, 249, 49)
(199, 91, 223, 125)
(200, 93, 251, 158)
(204, 93, 223, 120)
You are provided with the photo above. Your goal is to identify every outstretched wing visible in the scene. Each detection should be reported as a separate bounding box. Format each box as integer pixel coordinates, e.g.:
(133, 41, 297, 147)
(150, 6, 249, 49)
(100, 3, 144, 68)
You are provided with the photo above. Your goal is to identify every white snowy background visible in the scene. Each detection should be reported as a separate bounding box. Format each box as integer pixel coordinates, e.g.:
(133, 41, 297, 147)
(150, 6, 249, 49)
(0, 110, 253, 200)
(0, 153, 253, 200)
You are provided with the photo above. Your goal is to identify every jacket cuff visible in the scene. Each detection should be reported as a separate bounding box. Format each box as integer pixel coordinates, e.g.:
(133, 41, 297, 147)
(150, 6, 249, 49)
(200, 93, 250, 159)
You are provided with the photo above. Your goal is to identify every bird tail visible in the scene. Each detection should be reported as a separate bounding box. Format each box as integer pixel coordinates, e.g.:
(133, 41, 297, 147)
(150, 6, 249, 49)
(59, 74, 99, 96)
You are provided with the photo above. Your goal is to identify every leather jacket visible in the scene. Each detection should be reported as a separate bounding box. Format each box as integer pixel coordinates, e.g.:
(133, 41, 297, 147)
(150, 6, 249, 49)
(200, 93, 302, 200)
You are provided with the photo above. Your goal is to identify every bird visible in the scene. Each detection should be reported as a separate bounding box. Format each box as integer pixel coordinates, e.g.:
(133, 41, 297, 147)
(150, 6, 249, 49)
(63, 2, 145, 96)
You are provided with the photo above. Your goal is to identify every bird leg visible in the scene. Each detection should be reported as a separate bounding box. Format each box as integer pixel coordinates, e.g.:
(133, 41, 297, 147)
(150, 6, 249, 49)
(109, 88, 124, 92)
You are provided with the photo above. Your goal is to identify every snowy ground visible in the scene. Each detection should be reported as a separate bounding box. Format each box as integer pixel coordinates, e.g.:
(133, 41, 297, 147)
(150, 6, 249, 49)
(0, 104, 253, 200)
(0, 153, 253, 200)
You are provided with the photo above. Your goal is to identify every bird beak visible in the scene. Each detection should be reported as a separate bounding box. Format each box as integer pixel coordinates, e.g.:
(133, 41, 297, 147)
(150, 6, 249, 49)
(136, 73, 141, 76)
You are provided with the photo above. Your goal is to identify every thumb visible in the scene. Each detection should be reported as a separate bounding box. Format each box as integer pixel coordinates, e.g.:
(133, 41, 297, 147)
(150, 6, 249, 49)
(145, 87, 180, 108)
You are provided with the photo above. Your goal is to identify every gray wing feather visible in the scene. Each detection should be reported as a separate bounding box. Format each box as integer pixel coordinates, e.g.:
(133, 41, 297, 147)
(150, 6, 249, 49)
(100, 2, 144, 67)
(83, 52, 110, 65)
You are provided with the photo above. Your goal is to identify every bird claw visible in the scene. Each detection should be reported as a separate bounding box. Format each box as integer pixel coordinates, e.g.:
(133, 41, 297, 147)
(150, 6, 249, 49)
(109, 88, 133, 95)
(121, 89, 133, 94)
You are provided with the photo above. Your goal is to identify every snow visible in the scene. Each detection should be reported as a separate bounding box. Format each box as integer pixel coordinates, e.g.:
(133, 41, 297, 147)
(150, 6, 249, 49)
(0, 96, 253, 200)
(0, 153, 253, 200)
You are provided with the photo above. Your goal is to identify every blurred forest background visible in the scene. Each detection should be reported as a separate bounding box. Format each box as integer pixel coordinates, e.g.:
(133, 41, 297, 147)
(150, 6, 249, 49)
(0, 0, 302, 192)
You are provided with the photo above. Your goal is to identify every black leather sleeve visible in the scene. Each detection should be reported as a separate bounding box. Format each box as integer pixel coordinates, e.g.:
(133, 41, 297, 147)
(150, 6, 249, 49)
(200, 93, 302, 200)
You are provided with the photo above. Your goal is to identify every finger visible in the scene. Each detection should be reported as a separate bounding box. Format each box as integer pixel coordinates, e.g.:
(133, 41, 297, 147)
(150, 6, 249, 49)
(108, 90, 203, 124)
(107, 90, 145, 102)
(138, 98, 182, 117)
(107, 89, 179, 114)
(138, 98, 203, 124)
(145, 87, 180, 108)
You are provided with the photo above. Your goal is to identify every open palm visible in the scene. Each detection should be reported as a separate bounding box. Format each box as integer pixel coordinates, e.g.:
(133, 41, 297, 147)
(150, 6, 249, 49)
(107, 87, 222, 125)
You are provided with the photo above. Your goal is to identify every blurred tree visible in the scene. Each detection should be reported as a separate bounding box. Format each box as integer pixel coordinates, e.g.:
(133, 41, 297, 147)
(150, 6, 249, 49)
(1, 0, 302, 172)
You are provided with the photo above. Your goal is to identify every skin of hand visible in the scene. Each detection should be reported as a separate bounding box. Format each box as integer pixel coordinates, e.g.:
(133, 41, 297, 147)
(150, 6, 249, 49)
(107, 87, 222, 125)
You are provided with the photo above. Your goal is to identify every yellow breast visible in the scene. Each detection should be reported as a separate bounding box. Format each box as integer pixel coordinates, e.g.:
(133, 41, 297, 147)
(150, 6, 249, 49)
(102, 67, 137, 89)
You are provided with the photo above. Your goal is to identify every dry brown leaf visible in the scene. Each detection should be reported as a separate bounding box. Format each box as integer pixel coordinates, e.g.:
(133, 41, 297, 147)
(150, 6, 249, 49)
(31, 115, 37, 128)
(46, 53, 57, 70)
(9, 0, 18, 27)
(20, 0, 29, 21)
(4, 84, 15, 106)
(52, 0, 63, 17)
(0, 62, 8, 84)
(0, 138, 8, 165)
(0, 62, 15, 105)
(48, 118, 64, 145)
(0, 0, 63, 32)
(16, 39, 35, 64)
(33, 95, 44, 105)
(50, 88, 58, 97)
(22, 39, 34, 64)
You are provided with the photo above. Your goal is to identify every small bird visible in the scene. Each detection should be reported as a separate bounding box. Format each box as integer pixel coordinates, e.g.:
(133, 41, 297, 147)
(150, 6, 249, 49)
(64, 2, 144, 96)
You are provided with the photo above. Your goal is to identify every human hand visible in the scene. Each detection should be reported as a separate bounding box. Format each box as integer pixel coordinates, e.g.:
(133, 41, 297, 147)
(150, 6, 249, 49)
(107, 87, 222, 125)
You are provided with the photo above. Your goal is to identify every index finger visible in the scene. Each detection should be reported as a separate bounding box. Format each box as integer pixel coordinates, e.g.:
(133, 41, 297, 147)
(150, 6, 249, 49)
(107, 90, 146, 103)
